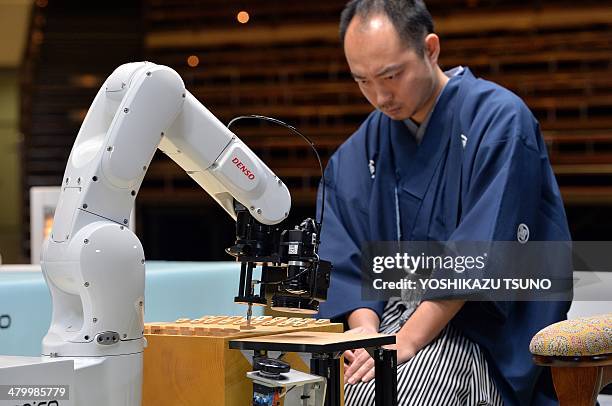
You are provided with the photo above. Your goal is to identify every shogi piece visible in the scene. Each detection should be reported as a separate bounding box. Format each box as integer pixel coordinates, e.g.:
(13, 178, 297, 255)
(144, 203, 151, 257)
(142, 316, 343, 405)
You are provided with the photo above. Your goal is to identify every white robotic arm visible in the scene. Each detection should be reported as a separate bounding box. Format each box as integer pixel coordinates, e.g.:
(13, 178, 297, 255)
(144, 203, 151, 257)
(40, 62, 292, 405)
(52, 61, 289, 237)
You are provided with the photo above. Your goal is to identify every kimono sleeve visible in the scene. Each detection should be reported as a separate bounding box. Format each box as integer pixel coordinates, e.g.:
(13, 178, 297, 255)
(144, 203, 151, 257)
(315, 154, 386, 322)
(425, 103, 545, 320)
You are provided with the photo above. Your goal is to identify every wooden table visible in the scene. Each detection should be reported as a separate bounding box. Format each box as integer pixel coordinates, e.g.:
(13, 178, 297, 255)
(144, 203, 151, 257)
(230, 331, 397, 406)
(142, 316, 342, 406)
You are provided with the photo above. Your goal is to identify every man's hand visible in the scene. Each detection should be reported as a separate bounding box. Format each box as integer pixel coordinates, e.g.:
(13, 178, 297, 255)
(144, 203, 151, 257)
(344, 332, 418, 384)
(343, 325, 377, 384)
(343, 309, 380, 384)
(343, 300, 465, 384)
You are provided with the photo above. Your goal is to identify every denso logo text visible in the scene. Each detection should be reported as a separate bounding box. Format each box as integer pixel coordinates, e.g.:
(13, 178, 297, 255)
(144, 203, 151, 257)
(232, 157, 256, 180)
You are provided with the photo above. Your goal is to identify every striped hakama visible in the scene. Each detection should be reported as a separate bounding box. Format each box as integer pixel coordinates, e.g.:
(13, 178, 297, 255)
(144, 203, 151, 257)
(344, 298, 503, 406)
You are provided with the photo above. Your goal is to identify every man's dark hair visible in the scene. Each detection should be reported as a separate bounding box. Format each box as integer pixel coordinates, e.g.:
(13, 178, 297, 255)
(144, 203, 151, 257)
(339, 0, 434, 56)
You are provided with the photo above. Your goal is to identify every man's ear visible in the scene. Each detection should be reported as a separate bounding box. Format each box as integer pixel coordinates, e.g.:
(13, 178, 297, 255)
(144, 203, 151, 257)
(424, 33, 440, 65)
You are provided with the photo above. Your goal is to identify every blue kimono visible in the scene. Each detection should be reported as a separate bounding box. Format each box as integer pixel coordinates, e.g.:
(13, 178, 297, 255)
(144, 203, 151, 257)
(316, 67, 571, 405)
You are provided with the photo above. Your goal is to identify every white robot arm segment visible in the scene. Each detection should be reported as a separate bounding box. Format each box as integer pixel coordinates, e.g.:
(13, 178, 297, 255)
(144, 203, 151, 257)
(160, 91, 291, 224)
(51, 61, 290, 245)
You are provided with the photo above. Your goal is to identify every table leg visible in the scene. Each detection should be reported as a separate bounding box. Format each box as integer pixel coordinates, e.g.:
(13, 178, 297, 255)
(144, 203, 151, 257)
(311, 352, 342, 406)
(374, 347, 397, 406)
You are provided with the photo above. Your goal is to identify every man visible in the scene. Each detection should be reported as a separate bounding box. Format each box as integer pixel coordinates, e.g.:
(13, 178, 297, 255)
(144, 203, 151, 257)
(316, 0, 572, 405)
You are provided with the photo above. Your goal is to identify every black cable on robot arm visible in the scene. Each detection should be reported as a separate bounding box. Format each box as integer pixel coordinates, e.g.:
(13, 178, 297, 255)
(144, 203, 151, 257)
(226, 115, 326, 238)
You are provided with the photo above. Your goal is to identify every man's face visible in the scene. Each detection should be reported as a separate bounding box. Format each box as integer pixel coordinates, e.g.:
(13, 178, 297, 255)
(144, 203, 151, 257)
(344, 14, 436, 122)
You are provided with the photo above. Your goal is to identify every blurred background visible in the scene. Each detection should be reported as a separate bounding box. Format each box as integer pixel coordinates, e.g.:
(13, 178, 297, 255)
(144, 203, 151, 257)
(1, 0, 612, 264)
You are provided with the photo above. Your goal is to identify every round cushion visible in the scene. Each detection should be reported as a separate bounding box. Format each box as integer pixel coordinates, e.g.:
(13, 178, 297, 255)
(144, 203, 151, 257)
(529, 313, 612, 357)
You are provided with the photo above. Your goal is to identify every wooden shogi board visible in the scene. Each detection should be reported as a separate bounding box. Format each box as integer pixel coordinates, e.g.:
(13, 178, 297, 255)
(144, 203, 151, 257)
(142, 315, 344, 406)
